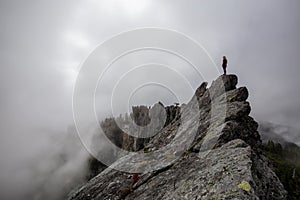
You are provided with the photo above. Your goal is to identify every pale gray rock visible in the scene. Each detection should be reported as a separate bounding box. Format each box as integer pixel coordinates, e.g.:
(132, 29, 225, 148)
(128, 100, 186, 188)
(69, 74, 287, 200)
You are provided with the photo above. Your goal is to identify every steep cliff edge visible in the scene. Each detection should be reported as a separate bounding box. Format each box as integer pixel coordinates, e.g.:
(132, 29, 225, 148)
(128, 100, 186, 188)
(69, 75, 287, 199)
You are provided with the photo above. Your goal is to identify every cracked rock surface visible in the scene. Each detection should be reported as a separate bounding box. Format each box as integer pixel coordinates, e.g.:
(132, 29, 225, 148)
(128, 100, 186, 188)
(69, 75, 287, 200)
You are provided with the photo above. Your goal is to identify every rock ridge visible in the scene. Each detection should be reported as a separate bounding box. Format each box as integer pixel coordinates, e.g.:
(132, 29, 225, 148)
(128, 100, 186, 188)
(69, 74, 287, 200)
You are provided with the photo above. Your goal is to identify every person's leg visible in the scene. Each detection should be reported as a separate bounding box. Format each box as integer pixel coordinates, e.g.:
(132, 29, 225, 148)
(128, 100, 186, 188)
(222, 66, 226, 75)
(129, 180, 137, 191)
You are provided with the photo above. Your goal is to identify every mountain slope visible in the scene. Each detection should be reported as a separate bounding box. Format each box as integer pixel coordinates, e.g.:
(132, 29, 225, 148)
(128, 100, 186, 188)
(69, 75, 287, 200)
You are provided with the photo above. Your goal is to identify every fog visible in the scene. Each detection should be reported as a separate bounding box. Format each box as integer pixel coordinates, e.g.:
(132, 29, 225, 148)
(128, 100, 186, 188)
(1, 0, 300, 199)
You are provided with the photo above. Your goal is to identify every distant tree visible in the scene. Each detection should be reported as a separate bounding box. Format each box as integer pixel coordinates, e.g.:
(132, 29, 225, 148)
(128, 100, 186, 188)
(262, 141, 300, 200)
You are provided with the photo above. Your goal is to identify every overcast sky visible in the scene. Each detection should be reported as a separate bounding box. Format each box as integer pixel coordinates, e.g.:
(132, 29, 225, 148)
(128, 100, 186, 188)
(1, 0, 300, 199)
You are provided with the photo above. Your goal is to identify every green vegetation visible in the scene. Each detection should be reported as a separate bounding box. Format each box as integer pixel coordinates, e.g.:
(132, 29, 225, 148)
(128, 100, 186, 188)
(262, 140, 300, 200)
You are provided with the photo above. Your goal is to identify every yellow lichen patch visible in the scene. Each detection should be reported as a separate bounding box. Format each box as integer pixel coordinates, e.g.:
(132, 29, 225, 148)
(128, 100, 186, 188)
(143, 147, 151, 153)
(184, 149, 192, 155)
(238, 180, 251, 192)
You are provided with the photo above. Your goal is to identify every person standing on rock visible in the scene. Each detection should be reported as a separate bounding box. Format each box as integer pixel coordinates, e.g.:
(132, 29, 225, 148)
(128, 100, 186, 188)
(222, 56, 227, 75)
(119, 173, 139, 199)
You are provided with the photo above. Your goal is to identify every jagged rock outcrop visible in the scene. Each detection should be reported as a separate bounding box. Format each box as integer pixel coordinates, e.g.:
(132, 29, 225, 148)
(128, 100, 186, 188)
(69, 74, 287, 200)
(99, 103, 181, 152)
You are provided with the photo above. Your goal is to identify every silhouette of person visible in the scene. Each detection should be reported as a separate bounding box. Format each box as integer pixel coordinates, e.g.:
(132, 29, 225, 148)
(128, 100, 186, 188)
(222, 56, 227, 75)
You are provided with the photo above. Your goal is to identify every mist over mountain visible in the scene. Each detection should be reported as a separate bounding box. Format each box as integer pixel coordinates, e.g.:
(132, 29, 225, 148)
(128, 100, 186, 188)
(2, 74, 298, 200)
(259, 122, 300, 199)
(0, 126, 91, 200)
(259, 121, 300, 147)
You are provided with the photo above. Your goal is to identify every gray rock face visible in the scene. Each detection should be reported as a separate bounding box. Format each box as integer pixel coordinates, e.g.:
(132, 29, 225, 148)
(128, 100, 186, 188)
(69, 75, 287, 200)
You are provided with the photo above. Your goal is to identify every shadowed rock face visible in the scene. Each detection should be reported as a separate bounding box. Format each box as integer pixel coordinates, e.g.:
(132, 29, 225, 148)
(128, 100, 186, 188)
(131, 105, 151, 127)
(69, 74, 287, 200)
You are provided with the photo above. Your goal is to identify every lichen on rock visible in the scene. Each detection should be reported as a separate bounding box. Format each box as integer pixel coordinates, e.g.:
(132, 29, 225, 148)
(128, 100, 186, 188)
(238, 180, 251, 192)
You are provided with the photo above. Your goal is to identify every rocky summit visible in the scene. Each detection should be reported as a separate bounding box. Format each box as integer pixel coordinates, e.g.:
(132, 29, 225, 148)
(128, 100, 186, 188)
(69, 75, 287, 200)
